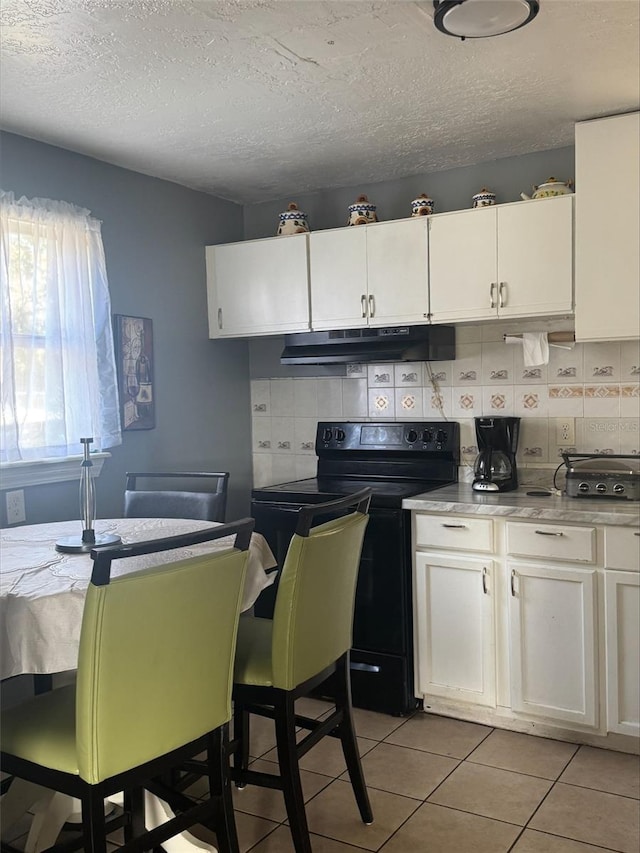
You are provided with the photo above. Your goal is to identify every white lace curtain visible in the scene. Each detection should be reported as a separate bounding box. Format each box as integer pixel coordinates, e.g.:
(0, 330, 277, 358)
(0, 191, 122, 462)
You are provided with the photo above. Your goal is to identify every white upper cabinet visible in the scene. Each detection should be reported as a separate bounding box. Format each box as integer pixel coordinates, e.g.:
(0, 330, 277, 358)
(308, 226, 368, 329)
(206, 233, 310, 338)
(575, 111, 640, 342)
(428, 207, 497, 323)
(365, 218, 430, 327)
(429, 196, 573, 324)
(309, 218, 429, 330)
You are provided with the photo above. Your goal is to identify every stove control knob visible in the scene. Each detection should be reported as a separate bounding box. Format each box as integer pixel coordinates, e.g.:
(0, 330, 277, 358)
(421, 430, 433, 444)
(335, 428, 346, 442)
(406, 429, 418, 444)
(322, 428, 333, 443)
(595, 482, 607, 493)
(578, 482, 590, 493)
(613, 483, 625, 494)
(436, 429, 447, 445)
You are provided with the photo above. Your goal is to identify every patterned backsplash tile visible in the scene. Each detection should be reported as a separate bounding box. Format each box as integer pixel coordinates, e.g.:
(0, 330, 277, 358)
(250, 331, 640, 488)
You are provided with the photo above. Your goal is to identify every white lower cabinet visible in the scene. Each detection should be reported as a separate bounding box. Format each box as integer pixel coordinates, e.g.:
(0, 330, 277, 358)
(508, 561, 598, 728)
(412, 510, 640, 746)
(415, 553, 495, 707)
(604, 570, 640, 736)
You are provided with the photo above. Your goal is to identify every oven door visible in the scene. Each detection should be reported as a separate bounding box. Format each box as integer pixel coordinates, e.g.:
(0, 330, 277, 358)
(251, 498, 416, 715)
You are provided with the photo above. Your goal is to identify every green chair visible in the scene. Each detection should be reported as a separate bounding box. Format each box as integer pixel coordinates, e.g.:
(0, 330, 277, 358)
(232, 488, 372, 853)
(0, 518, 254, 853)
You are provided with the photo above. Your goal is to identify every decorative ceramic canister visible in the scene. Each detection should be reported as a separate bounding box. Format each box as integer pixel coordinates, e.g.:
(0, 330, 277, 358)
(472, 187, 496, 208)
(347, 195, 378, 226)
(520, 177, 574, 200)
(277, 202, 310, 236)
(411, 193, 435, 216)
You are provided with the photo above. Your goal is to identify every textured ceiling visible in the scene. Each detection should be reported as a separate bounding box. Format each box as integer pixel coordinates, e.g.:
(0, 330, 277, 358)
(1, 0, 639, 204)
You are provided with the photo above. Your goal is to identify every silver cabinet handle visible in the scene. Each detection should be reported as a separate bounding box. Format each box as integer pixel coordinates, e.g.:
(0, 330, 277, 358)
(482, 566, 488, 595)
(499, 282, 506, 308)
(511, 569, 516, 596)
(442, 523, 467, 529)
(217, 307, 223, 329)
(535, 529, 564, 536)
(368, 294, 375, 318)
(635, 532, 640, 537)
(361, 294, 367, 318)
(490, 282, 496, 308)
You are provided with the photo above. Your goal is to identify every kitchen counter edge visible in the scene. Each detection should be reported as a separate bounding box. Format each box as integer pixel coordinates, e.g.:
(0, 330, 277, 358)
(403, 484, 640, 527)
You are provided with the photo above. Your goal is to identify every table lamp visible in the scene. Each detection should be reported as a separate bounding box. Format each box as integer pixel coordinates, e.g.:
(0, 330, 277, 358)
(55, 437, 121, 553)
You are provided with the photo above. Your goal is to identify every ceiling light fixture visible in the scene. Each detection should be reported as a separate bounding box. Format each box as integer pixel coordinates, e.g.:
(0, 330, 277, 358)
(433, 0, 540, 40)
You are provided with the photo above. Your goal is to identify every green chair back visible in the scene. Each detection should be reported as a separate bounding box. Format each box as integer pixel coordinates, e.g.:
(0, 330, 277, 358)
(76, 547, 248, 784)
(270, 510, 369, 691)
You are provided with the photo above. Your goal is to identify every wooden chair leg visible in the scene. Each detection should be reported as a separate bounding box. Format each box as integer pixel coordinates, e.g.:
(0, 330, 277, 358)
(208, 727, 239, 853)
(232, 703, 250, 788)
(82, 788, 108, 853)
(123, 787, 145, 842)
(335, 655, 373, 825)
(274, 692, 312, 853)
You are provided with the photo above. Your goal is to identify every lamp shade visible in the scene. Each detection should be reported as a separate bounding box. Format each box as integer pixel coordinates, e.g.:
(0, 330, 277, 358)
(433, 0, 540, 39)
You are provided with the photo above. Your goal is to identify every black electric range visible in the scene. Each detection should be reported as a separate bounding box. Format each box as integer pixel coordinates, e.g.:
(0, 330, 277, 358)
(251, 421, 460, 715)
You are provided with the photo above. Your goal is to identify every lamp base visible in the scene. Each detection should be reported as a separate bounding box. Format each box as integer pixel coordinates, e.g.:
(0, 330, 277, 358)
(55, 533, 122, 554)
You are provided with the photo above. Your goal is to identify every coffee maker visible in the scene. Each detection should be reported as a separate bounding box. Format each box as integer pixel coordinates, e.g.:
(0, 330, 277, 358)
(472, 417, 520, 493)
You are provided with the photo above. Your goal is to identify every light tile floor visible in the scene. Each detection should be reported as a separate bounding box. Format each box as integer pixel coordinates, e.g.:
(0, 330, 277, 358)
(5, 700, 640, 853)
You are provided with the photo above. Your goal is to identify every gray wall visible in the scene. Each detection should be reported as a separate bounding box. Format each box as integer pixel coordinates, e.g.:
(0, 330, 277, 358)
(0, 132, 251, 524)
(246, 145, 576, 378)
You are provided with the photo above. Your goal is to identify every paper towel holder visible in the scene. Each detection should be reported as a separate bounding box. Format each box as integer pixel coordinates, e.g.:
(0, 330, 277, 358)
(503, 331, 575, 345)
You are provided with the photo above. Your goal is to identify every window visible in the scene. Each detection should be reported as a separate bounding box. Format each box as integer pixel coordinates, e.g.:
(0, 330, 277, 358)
(0, 191, 122, 464)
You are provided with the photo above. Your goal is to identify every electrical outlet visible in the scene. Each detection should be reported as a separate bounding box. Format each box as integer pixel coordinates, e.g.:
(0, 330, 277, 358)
(555, 418, 575, 446)
(6, 489, 26, 524)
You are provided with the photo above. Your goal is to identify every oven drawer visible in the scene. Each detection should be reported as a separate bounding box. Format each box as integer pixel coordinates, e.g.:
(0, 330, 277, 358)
(506, 522, 596, 563)
(605, 526, 640, 571)
(415, 514, 493, 553)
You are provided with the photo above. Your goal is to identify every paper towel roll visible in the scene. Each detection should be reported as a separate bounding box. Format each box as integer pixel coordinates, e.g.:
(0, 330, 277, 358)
(504, 333, 550, 366)
(522, 332, 549, 367)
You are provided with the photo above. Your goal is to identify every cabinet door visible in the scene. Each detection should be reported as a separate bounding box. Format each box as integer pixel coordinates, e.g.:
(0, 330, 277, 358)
(206, 234, 310, 337)
(497, 196, 573, 318)
(428, 208, 497, 323)
(604, 570, 640, 736)
(508, 562, 597, 727)
(366, 218, 429, 326)
(309, 227, 368, 330)
(415, 553, 496, 706)
(575, 112, 640, 342)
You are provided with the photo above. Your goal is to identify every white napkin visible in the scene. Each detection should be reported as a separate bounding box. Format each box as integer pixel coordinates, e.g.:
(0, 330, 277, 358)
(522, 332, 549, 367)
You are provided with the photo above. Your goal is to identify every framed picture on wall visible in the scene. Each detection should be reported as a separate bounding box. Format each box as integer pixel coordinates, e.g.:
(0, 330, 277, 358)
(113, 314, 155, 430)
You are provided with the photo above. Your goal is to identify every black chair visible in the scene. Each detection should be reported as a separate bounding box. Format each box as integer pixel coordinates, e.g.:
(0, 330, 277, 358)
(1, 518, 254, 853)
(123, 471, 229, 522)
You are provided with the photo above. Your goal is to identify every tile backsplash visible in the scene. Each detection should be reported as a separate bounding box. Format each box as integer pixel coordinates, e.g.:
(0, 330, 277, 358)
(251, 329, 639, 489)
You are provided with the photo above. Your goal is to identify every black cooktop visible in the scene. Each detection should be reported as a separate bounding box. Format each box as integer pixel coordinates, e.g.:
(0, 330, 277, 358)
(252, 476, 449, 509)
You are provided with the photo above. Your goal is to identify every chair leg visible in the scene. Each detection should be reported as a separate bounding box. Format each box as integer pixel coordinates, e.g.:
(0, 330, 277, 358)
(232, 703, 250, 788)
(334, 655, 373, 825)
(82, 788, 108, 853)
(123, 787, 145, 842)
(207, 726, 239, 853)
(274, 691, 312, 853)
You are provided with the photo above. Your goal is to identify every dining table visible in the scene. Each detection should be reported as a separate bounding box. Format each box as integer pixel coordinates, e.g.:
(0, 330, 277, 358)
(0, 516, 278, 853)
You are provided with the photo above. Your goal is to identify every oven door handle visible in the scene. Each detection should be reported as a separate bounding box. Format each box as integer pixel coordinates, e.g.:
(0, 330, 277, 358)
(350, 661, 381, 674)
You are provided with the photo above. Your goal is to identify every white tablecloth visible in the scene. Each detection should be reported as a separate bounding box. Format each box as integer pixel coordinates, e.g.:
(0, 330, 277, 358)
(0, 517, 276, 680)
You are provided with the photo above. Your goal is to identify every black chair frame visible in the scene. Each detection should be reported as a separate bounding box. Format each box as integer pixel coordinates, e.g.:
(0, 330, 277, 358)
(124, 471, 230, 523)
(0, 518, 254, 853)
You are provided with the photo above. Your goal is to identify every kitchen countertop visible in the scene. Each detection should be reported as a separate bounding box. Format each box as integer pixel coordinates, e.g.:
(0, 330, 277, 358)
(403, 484, 640, 527)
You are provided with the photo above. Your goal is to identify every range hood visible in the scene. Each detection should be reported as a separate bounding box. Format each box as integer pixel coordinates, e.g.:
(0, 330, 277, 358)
(280, 325, 455, 365)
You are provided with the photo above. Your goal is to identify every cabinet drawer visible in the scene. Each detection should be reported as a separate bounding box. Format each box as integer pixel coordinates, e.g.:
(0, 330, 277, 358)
(415, 514, 493, 553)
(506, 522, 596, 563)
(605, 527, 640, 571)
